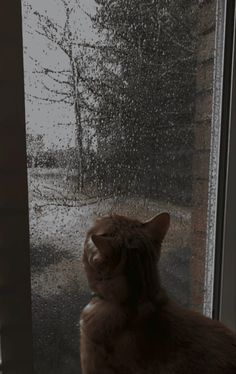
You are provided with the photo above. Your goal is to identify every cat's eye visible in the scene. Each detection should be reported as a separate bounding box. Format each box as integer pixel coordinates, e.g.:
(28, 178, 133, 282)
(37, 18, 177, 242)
(1, 0, 236, 372)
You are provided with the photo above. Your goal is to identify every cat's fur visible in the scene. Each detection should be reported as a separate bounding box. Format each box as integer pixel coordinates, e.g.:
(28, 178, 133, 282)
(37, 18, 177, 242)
(80, 213, 236, 373)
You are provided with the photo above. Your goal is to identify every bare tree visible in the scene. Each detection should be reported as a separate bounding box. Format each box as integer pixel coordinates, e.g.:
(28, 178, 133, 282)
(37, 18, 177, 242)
(25, 0, 98, 192)
(26, 133, 45, 168)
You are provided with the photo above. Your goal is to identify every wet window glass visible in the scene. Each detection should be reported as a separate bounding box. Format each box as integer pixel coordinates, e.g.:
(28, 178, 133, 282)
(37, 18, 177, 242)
(22, 0, 224, 372)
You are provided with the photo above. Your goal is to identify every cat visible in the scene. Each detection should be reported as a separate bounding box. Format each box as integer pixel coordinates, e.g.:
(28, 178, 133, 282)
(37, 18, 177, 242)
(80, 213, 236, 374)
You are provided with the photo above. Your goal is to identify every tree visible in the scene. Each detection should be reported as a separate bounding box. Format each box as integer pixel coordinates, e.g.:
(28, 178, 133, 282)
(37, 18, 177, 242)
(26, 133, 45, 168)
(24, 0, 198, 203)
(93, 0, 198, 204)
(24, 0, 99, 192)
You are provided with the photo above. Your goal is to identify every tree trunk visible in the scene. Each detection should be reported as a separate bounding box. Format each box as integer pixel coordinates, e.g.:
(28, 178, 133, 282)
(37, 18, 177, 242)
(72, 59, 84, 193)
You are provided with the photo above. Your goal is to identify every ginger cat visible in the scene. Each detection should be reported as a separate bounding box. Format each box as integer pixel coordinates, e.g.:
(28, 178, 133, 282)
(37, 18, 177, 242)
(80, 213, 236, 373)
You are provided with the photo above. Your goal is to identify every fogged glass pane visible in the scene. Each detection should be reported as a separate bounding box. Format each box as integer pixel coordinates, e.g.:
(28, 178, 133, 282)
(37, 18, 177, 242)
(22, 0, 223, 372)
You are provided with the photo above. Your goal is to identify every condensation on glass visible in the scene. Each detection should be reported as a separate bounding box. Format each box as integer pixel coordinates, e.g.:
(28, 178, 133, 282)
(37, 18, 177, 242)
(21, 0, 224, 372)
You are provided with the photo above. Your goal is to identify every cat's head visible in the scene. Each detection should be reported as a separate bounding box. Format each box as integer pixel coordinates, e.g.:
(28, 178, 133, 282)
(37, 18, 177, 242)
(83, 213, 170, 304)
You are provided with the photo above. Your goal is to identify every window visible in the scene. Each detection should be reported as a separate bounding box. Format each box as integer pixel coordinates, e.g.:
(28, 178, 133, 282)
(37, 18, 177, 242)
(0, 0, 235, 373)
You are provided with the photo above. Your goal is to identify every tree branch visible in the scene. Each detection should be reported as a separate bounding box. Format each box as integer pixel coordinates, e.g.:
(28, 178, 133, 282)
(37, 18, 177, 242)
(26, 93, 73, 105)
(29, 56, 73, 85)
(41, 81, 73, 97)
(33, 11, 72, 58)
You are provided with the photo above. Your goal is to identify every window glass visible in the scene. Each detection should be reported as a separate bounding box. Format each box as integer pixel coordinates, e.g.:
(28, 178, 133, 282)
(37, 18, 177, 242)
(22, 0, 224, 372)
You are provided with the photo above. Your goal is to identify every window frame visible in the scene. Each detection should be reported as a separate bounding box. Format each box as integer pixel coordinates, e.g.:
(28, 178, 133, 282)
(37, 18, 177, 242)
(212, 0, 236, 332)
(0, 1, 33, 373)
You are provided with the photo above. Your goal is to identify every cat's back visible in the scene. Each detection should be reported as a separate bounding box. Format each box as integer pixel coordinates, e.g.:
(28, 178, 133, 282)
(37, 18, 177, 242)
(80, 298, 236, 374)
(164, 303, 236, 373)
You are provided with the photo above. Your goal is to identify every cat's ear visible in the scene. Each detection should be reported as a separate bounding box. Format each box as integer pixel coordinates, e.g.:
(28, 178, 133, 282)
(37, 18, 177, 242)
(143, 212, 170, 243)
(91, 234, 112, 255)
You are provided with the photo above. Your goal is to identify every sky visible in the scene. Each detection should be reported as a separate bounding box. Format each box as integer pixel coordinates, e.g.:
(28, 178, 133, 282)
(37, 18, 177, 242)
(21, 0, 97, 150)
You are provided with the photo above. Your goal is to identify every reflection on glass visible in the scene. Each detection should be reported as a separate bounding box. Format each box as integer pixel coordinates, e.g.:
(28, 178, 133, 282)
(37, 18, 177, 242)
(22, 0, 222, 372)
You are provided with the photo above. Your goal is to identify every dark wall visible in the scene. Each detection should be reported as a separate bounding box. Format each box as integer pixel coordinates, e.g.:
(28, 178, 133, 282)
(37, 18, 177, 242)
(0, 1, 33, 373)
